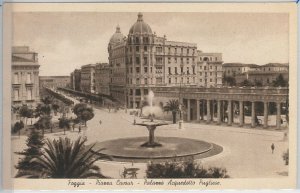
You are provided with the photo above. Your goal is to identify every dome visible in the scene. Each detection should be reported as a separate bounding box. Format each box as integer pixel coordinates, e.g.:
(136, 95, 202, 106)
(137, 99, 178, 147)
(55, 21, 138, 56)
(109, 25, 125, 45)
(129, 13, 152, 35)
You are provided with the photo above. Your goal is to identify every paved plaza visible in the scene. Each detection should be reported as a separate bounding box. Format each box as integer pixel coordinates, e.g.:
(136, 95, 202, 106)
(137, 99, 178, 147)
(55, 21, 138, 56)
(12, 93, 288, 179)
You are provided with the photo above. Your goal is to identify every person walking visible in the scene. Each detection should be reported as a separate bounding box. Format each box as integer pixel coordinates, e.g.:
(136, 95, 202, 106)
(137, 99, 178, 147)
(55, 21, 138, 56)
(99, 120, 102, 125)
(271, 143, 275, 154)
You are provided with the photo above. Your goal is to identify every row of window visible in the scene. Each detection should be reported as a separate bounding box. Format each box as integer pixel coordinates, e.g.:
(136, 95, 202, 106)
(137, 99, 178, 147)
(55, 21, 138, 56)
(124, 77, 218, 85)
(128, 36, 150, 44)
(199, 65, 219, 71)
(199, 56, 219, 62)
(13, 72, 33, 84)
(126, 56, 196, 65)
(13, 88, 33, 101)
(168, 66, 196, 75)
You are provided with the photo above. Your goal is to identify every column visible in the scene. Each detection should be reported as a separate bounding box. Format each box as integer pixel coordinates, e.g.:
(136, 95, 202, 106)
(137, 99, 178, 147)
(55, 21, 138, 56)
(227, 100, 232, 126)
(187, 99, 191, 122)
(239, 101, 244, 127)
(276, 102, 281, 129)
(196, 100, 200, 122)
(217, 100, 221, 125)
(251, 101, 256, 128)
(207, 100, 211, 123)
(133, 89, 136, 109)
(263, 102, 268, 128)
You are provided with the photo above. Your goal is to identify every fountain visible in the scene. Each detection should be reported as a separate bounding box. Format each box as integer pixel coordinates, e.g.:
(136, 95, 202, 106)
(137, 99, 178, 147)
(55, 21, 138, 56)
(92, 90, 223, 163)
(135, 90, 169, 148)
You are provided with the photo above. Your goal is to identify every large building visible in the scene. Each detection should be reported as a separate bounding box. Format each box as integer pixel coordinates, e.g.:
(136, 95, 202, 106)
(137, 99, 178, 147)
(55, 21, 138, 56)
(80, 64, 96, 93)
(39, 76, 70, 89)
(70, 69, 81, 91)
(108, 13, 222, 108)
(12, 46, 40, 107)
(95, 63, 110, 96)
(222, 63, 260, 77)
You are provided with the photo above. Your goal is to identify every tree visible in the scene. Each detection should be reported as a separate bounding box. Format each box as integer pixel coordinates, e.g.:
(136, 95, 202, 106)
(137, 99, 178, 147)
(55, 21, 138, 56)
(59, 117, 71, 135)
(15, 128, 44, 178)
(73, 103, 94, 126)
(163, 99, 180, 124)
(28, 137, 110, 178)
(52, 101, 60, 116)
(34, 115, 52, 136)
(240, 79, 252, 87)
(223, 76, 236, 86)
(273, 74, 288, 87)
(12, 121, 25, 137)
(19, 105, 31, 125)
(146, 160, 229, 178)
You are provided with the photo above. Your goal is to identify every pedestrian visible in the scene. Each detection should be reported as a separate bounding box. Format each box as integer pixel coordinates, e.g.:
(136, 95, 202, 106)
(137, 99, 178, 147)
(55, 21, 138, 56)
(99, 120, 102, 125)
(78, 125, 81, 133)
(271, 143, 275, 154)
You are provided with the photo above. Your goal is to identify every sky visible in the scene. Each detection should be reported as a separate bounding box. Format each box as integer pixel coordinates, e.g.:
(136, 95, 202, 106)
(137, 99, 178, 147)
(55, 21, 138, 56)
(13, 12, 289, 76)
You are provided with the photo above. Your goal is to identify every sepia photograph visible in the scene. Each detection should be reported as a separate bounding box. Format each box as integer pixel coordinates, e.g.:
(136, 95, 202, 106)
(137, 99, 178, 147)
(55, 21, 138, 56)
(3, 3, 297, 190)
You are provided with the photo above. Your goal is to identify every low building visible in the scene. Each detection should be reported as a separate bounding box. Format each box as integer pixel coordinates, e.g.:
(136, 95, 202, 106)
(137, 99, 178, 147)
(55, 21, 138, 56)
(223, 63, 260, 77)
(80, 64, 96, 93)
(12, 46, 40, 107)
(95, 63, 110, 96)
(235, 71, 289, 86)
(39, 76, 70, 89)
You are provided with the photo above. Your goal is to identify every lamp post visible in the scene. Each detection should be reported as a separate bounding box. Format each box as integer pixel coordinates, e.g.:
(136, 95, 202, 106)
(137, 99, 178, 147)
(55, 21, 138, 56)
(178, 71, 184, 129)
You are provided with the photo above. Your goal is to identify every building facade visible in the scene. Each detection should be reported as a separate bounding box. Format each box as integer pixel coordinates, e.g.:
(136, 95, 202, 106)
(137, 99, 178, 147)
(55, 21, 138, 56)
(70, 69, 81, 91)
(80, 64, 96, 93)
(39, 76, 70, 89)
(12, 46, 40, 107)
(95, 63, 110, 96)
(108, 13, 222, 108)
(223, 63, 260, 77)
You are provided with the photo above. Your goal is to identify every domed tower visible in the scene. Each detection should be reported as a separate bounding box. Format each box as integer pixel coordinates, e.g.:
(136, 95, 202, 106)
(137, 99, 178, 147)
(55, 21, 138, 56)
(108, 25, 126, 55)
(126, 13, 156, 108)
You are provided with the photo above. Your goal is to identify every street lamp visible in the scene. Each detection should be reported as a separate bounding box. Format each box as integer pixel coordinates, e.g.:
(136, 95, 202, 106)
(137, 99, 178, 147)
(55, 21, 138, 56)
(178, 71, 185, 129)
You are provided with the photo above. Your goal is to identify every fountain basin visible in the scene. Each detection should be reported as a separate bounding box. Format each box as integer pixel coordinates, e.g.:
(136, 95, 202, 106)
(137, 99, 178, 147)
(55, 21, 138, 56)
(92, 137, 223, 162)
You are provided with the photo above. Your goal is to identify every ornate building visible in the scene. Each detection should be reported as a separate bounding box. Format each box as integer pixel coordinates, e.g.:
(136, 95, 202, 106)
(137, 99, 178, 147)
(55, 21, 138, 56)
(12, 46, 40, 107)
(70, 69, 81, 91)
(108, 13, 223, 108)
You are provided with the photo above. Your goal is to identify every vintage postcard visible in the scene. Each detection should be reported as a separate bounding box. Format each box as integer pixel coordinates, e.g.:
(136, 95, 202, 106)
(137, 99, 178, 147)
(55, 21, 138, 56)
(2, 2, 297, 190)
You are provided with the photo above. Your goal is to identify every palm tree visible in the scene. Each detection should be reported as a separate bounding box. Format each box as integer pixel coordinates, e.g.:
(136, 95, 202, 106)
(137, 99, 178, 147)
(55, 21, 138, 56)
(27, 137, 111, 178)
(164, 99, 180, 124)
(139, 100, 148, 117)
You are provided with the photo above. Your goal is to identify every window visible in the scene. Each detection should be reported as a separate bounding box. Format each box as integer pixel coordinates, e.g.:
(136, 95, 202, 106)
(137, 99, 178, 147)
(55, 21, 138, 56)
(156, 77, 162, 84)
(129, 47, 132, 52)
(144, 57, 148, 65)
(175, 67, 178, 74)
(156, 66, 163, 74)
(14, 89, 19, 100)
(200, 79, 202, 82)
(144, 78, 148, 84)
(200, 57, 202, 61)
(175, 58, 177, 63)
(136, 67, 140, 73)
(181, 58, 183, 64)
(175, 77, 177, 83)
(192, 66, 195, 74)
(168, 67, 171, 75)
(26, 88, 32, 100)
(143, 37, 149, 44)
(200, 66, 202, 70)
(150, 67, 153, 73)
(181, 48, 183, 53)
(200, 72, 202, 76)
(204, 66, 206, 70)
(181, 67, 184, 74)
(135, 37, 139, 44)
(210, 78, 212, 82)
(187, 49, 189, 54)
(215, 57, 217, 61)
(136, 57, 140, 64)
(136, 46, 139, 52)
(26, 73, 32, 83)
(144, 46, 147, 52)
(144, 67, 148, 73)
(14, 73, 19, 84)
(187, 58, 189, 64)
(181, 77, 183, 83)
(187, 77, 190, 83)
(156, 47, 162, 53)
(168, 57, 171, 64)
(187, 67, 190, 75)
(130, 67, 133, 73)
(136, 78, 140, 84)
(156, 57, 163, 65)
(169, 78, 171, 84)
(175, 48, 177, 53)
(210, 72, 212, 76)
(210, 66, 212, 70)
(168, 47, 171, 53)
